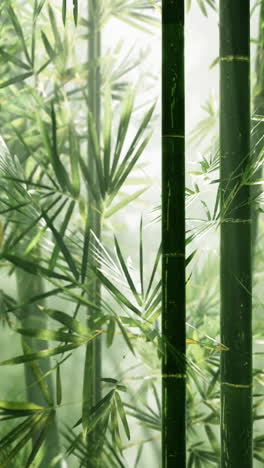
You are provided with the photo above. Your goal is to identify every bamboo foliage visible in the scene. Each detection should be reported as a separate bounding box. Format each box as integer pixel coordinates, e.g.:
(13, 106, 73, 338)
(162, 1, 186, 467)
(0, 0, 158, 465)
(251, 0, 264, 250)
(220, 2, 252, 467)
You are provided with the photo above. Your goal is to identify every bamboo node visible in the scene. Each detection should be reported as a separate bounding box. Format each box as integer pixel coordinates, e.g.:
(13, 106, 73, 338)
(163, 252, 185, 257)
(162, 374, 186, 379)
(221, 382, 252, 388)
(162, 134, 185, 139)
(220, 55, 249, 62)
(221, 218, 251, 224)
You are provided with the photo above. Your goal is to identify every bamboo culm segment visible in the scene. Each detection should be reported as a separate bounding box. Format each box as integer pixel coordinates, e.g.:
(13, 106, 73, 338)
(220, 2, 252, 467)
(162, 2, 186, 467)
(17, 271, 61, 467)
(82, 0, 102, 465)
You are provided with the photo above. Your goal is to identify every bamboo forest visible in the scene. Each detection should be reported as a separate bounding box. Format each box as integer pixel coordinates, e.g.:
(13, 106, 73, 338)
(0, 0, 263, 467)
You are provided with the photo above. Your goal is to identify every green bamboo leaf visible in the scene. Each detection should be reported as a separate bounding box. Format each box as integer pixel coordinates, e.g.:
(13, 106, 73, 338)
(197, 0, 207, 16)
(50, 103, 71, 191)
(43, 308, 92, 337)
(33, 0, 46, 20)
(25, 411, 55, 468)
(204, 425, 219, 454)
(49, 200, 75, 270)
(56, 365, 62, 405)
(187, 453, 194, 468)
(7, 193, 62, 251)
(206, 368, 220, 397)
(69, 124, 80, 197)
(0, 401, 45, 412)
(73, 0, 78, 25)
(41, 31, 56, 60)
(24, 197, 68, 255)
(115, 392, 130, 440)
(209, 56, 220, 69)
(41, 208, 79, 280)
(134, 445, 143, 468)
(110, 400, 122, 450)
(0, 413, 47, 468)
(36, 109, 67, 191)
(110, 87, 136, 180)
(145, 244, 161, 299)
(110, 103, 155, 191)
(103, 82, 112, 190)
(101, 378, 118, 385)
(62, 0, 67, 25)
(16, 327, 85, 343)
(1, 253, 71, 282)
(22, 340, 53, 407)
(106, 317, 115, 347)
(0, 48, 31, 70)
(95, 268, 141, 316)
(139, 216, 144, 298)
(48, 5, 63, 51)
(82, 390, 115, 439)
(6, 284, 75, 314)
(7, 5, 32, 65)
(0, 415, 36, 450)
(0, 342, 82, 366)
(116, 317, 135, 355)
(0, 71, 33, 89)
(111, 132, 153, 196)
(186, 250, 197, 266)
(114, 235, 141, 306)
(105, 187, 149, 218)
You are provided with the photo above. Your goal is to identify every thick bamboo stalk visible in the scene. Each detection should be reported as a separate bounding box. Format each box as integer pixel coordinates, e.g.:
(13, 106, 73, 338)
(220, 2, 252, 467)
(162, 1, 186, 467)
(251, 0, 264, 251)
(17, 271, 61, 467)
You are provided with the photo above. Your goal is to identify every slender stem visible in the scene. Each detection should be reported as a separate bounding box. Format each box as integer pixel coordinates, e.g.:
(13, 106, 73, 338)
(17, 270, 61, 467)
(162, 2, 186, 467)
(220, 2, 252, 467)
(83, 0, 102, 464)
(251, 0, 264, 253)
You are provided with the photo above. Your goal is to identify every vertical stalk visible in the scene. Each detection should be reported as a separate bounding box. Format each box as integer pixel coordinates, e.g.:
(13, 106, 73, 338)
(83, 0, 102, 463)
(251, 0, 264, 252)
(17, 270, 61, 467)
(162, 1, 186, 467)
(220, 2, 252, 468)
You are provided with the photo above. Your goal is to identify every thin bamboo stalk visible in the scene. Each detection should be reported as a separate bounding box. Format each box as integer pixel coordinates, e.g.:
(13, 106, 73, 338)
(220, 2, 252, 467)
(251, 0, 264, 252)
(162, 1, 186, 467)
(83, 0, 102, 463)
(17, 271, 61, 467)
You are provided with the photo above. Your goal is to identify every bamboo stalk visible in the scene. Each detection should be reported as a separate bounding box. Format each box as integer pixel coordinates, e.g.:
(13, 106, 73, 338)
(220, 2, 252, 467)
(17, 270, 61, 467)
(162, 1, 186, 467)
(251, 0, 264, 252)
(83, 0, 102, 463)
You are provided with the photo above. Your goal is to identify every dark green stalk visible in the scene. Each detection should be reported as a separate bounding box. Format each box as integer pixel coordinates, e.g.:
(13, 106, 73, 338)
(17, 270, 61, 467)
(162, 2, 186, 467)
(251, 0, 264, 252)
(220, 2, 252, 467)
(83, 0, 102, 464)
